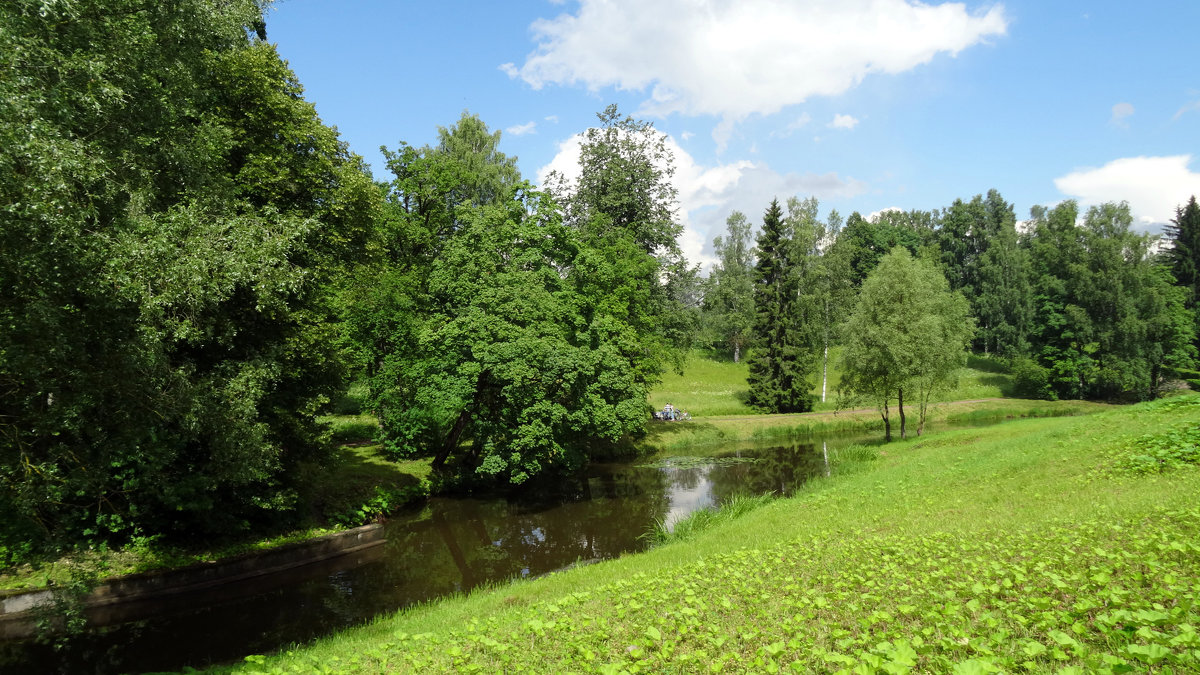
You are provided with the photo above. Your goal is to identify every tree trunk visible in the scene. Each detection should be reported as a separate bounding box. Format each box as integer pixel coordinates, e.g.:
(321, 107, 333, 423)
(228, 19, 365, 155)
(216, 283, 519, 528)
(733, 342, 740, 364)
(898, 386, 906, 440)
(821, 343, 828, 403)
(882, 399, 891, 442)
(432, 409, 471, 469)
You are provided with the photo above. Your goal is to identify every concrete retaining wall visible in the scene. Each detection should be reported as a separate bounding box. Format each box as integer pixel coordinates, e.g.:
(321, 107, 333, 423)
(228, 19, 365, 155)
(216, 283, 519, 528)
(0, 524, 385, 639)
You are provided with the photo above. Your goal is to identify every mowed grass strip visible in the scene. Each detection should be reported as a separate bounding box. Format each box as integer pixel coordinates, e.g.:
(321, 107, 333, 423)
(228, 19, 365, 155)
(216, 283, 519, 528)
(219, 395, 1200, 674)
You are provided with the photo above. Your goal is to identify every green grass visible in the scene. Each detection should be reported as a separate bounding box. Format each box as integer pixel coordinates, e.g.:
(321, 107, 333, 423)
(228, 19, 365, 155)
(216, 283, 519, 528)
(651, 349, 1013, 417)
(212, 394, 1200, 674)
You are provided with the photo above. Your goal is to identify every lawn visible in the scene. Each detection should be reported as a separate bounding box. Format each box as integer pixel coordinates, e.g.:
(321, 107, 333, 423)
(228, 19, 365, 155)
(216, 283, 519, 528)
(650, 349, 1013, 417)
(215, 393, 1200, 674)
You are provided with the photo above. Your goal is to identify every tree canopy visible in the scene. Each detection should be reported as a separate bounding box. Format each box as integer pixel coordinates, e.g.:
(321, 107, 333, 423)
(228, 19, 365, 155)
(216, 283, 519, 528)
(838, 248, 974, 440)
(0, 0, 379, 553)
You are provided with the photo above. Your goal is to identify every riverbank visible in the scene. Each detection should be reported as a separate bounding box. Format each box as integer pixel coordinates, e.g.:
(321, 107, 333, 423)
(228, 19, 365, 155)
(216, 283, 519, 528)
(210, 393, 1200, 673)
(0, 396, 1103, 596)
(636, 397, 1109, 453)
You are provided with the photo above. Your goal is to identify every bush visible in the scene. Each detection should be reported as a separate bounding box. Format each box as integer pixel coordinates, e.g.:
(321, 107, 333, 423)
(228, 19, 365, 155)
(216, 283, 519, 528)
(1010, 358, 1056, 400)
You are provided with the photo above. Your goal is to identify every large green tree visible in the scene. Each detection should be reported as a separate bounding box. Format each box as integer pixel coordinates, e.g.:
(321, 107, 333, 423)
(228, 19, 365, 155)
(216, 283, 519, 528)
(1024, 201, 1194, 400)
(547, 105, 695, 373)
(747, 199, 815, 413)
(838, 248, 974, 440)
(938, 190, 1030, 356)
(0, 0, 378, 554)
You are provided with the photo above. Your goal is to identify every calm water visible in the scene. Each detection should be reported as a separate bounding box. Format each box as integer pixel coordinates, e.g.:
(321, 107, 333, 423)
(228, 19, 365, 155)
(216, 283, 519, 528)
(2, 434, 858, 674)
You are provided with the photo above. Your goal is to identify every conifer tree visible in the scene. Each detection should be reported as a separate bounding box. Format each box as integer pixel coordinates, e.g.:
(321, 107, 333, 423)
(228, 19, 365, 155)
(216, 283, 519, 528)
(747, 199, 814, 413)
(1165, 195, 1200, 341)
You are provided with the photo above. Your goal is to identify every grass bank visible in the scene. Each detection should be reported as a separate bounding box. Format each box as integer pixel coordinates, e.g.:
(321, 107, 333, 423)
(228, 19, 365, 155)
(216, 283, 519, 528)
(213, 393, 1200, 674)
(637, 397, 1108, 454)
(649, 350, 1014, 417)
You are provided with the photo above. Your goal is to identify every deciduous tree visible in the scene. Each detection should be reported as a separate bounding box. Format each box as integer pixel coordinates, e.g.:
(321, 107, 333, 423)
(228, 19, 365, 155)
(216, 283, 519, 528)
(838, 248, 974, 440)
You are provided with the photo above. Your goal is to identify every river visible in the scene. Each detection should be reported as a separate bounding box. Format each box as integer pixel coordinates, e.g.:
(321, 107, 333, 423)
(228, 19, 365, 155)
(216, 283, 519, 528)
(2, 432, 870, 674)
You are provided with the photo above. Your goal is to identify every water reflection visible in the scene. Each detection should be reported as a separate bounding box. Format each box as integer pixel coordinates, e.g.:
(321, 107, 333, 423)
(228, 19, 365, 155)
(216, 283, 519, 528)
(1, 436, 857, 675)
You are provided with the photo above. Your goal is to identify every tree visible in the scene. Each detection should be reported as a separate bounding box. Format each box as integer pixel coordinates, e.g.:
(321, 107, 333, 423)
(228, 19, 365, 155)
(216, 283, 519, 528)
(547, 105, 694, 372)
(0, 0, 380, 553)
(747, 199, 816, 413)
(1165, 195, 1200, 347)
(835, 210, 929, 286)
(838, 248, 974, 440)
(938, 190, 1030, 356)
(1024, 201, 1194, 400)
(387, 188, 654, 484)
(704, 212, 756, 362)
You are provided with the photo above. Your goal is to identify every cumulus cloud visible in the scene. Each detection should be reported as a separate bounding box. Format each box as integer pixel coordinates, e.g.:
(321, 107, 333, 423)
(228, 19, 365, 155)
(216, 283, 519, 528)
(829, 114, 860, 130)
(1110, 102, 1134, 127)
(506, 0, 1008, 121)
(868, 207, 904, 221)
(1054, 155, 1200, 229)
(506, 121, 537, 136)
(538, 132, 867, 269)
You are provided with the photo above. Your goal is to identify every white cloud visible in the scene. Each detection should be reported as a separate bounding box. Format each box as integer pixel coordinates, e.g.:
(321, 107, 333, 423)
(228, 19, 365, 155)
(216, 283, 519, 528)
(538, 131, 867, 269)
(544, 115, 559, 124)
(1175, 99, 1200, 120)
(506, 121, 537, 136)
(1110, 102, 1134, 127)
(498, 62, 519, 78)
(829, 114, 860, 130)
(508, 0, 1008, 121)
(1054, 155, 1200, 229)
(868, 207, 903, 221)
(680, 131, 695, 141)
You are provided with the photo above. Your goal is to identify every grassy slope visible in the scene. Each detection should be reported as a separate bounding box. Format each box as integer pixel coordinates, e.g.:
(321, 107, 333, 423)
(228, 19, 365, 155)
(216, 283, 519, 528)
(218, 395, 1200, 674)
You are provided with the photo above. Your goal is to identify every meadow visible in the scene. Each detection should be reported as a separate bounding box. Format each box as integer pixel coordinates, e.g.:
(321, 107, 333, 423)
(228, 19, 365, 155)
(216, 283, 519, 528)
(648, 350, 1013, 417)
(216, 392, 1200, 674)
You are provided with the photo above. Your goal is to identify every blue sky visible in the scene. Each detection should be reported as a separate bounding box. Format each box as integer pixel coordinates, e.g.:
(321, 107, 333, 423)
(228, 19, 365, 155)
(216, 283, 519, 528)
(267, 0, 1200, 267)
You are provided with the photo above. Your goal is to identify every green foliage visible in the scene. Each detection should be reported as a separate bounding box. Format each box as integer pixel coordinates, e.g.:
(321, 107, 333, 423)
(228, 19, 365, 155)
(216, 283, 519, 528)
(835, 209, 931, 286)
(1109, 421, 1200, 475)
(1009, 357, 1056, 400)
(839, 248, 975, 438)
(0, 0, 379, 555)
(1026, 201, 1195, 401)
(703, 212, 756, 362)
(1164, 195, 1200, 313)
(747, 199, 817, 413)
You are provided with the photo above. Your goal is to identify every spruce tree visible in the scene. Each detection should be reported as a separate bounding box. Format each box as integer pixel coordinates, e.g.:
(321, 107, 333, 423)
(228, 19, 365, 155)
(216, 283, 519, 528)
(747, 199, 814, 413)
(1166, 196, 1200, 305)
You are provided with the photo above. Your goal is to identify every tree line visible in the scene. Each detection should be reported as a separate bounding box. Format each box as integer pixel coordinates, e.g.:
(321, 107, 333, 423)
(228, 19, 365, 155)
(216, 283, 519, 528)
(3, 0, 1197, 562)
(703, 190, 1200, 437)
(1, 0, 697, 558)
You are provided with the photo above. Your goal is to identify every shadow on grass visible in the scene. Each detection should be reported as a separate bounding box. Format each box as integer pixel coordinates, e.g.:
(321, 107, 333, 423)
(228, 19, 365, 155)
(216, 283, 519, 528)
(299, 444, 427, 524)
(967, 354, 1009, 374)
(979, 373, 1015, 395)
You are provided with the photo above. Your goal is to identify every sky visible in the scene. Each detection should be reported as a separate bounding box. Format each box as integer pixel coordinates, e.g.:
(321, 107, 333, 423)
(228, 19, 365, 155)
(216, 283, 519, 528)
(267, 0, 1200, 269)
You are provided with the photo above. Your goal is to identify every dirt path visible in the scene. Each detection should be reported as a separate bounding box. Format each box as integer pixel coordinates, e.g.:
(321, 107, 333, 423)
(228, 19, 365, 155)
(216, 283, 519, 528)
(697, 398, 1006, 422)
